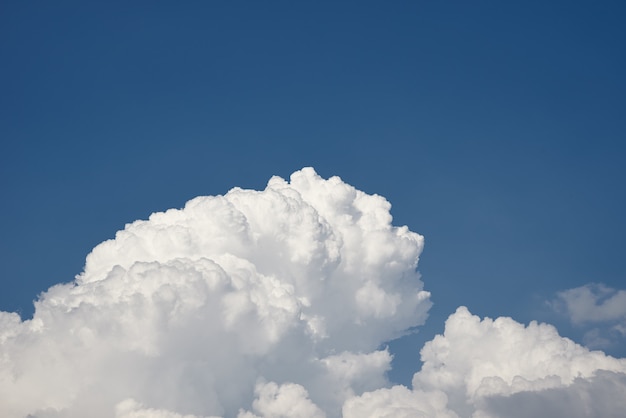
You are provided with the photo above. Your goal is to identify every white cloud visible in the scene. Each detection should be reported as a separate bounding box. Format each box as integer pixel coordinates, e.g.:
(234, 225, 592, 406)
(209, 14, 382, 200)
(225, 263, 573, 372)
(342, 386, 458, 418)
(237, 381, 325, 418)
(415, 307, 626, 395)
(116, 399, 220, 418)
(342, 306, 626, 417)
(477, 370, 626, 418)
(2, 167, 626, 418)
(550, 283, 626, 350)
(0, 168, 430, 418)
(415, 306, 626, 416)
(552, 283, 626, 325)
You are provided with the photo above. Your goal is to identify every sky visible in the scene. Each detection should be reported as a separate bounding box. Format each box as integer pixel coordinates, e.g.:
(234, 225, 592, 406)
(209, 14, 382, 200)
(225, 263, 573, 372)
(1, 1, 625, 417)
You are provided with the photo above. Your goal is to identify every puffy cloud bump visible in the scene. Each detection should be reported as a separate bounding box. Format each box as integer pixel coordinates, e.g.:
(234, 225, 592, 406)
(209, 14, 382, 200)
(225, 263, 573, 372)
(551, 283, 626, 326)
(0, 168, 430, 418)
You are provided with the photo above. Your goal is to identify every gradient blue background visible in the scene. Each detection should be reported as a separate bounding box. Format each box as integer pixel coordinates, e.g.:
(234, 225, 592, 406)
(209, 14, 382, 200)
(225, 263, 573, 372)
(2, 0, 625, 385)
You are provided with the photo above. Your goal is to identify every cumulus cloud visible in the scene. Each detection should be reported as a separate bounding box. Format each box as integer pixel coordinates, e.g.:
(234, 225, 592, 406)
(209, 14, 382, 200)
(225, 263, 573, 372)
(478, 370, 626, 418)
(2, 167, 626, 418)
(552, 283, 626, 325)
(415, 307, 626, 417)
(115, 399, 219, 418)
(342, 386, 458, 418)
(0, 168, 430, 418)
(237, 381, 325, 418)
(342, 306, 626, 417)
(550, 283, 626, 349)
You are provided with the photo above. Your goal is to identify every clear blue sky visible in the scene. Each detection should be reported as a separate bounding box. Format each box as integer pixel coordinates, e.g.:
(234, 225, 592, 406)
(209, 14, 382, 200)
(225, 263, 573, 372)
(1, 0, 625, 386)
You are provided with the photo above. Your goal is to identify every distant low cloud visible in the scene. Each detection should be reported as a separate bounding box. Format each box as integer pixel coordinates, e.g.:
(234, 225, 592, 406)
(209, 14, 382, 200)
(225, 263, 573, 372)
(1, 168, 625, 417)
(550, 283, 626, 349)
(552, 283, 626, 325)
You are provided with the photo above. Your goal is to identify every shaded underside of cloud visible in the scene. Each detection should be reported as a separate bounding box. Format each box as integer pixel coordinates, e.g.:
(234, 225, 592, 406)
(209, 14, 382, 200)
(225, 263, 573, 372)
(1, 168, 625, 418)
(478, 370, 626, 418)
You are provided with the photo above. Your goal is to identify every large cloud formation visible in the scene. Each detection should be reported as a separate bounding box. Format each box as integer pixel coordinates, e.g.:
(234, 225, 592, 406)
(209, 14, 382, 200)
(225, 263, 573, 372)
(0, 168, 429, 417)
(1, 168, 625, 418)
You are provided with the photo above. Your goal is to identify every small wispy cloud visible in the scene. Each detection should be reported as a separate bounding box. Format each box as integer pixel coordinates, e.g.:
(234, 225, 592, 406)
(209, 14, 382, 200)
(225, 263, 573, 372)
(550, 283, 626, 350)
(551, 283, 626, 325)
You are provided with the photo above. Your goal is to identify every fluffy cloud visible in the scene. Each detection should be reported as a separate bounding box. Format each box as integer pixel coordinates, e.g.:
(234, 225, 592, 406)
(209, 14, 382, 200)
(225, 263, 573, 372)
(0, 168, 429, 418)
(552, 283, 626, 325)
(115, 399, 218, 418)
(477, 370, 626, 418)
(416, 307, 626, 416)
(551, 283, 626, 349)
(237, 381, 325, 418)
(343, 307, 626, 417)
(2, 167, 626, 418)
(342, 386, 458, 418)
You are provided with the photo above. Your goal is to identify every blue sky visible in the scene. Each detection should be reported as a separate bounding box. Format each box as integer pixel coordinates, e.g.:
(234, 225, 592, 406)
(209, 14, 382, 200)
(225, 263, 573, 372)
(1, 0, 625, 393)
